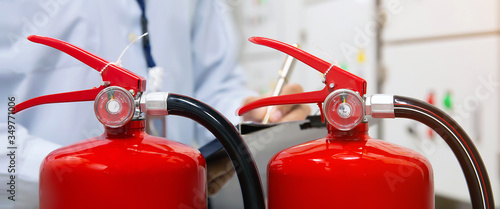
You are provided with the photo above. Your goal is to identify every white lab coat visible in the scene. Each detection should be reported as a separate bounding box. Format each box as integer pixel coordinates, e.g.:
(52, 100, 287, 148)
(0, 1, 253, 208)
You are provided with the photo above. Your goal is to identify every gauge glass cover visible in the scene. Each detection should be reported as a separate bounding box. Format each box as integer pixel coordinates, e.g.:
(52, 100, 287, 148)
(94, 86, 135, 128)
(323, 89, 364, 131)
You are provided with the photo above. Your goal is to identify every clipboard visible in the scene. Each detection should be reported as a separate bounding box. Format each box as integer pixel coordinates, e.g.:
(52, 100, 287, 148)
(199, 115, 326, 162)
(208, 115, 328, 208)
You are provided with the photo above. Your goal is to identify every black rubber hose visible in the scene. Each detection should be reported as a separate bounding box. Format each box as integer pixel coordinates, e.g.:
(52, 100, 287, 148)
(166, 93, 265, 209)
(393, 95, 494, 209)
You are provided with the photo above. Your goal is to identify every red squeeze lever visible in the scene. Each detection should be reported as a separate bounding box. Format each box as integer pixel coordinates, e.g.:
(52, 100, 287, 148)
(237, 37, 366, 116)
(12, 35, 146, 114)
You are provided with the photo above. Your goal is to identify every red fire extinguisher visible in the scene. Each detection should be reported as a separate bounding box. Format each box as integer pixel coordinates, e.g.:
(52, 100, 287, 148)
(12, 35, 265, 209)
(238, 37, 494, 209)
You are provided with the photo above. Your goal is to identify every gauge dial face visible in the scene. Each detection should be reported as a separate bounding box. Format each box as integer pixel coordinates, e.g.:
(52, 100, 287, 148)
(323, 89, 364, 131)
(94, 86, 135, 128)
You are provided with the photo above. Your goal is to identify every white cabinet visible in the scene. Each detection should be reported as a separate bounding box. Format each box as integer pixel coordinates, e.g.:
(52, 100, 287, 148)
(383, 0, 499, 41)
(382, 6, 500, 202)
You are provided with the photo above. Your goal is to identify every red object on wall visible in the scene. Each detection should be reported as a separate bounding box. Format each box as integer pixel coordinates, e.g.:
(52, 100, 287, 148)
(267, 124, 434, 209)
(426, 91, 435, 139)
(39, 120, 207, 209)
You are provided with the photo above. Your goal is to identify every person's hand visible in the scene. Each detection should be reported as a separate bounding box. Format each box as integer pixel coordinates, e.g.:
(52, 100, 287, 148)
(206, 155, 235, 196)
(242, 83, 311, 123)
(205, 84, 310, 196)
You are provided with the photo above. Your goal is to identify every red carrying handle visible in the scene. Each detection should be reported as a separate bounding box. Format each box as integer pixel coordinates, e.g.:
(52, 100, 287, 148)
(237, 37, 366, 116)
(12, 35, 146, 114)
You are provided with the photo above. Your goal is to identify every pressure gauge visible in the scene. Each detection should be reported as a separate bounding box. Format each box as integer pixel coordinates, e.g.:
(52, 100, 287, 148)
(323, 89, 364, 131)
(94, 86, 135, 128)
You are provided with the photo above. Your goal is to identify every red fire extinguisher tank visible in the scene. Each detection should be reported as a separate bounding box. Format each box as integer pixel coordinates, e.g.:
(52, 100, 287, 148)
(239, 36, 494, 209)
(39, 120, 207, 209)
(15, 35, 266, 209)
(267, 124, 434, 209)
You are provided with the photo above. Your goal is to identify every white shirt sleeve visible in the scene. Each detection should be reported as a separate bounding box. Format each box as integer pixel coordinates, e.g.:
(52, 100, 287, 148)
(0, 123, 61, 209)
(191, 0, 257, 146)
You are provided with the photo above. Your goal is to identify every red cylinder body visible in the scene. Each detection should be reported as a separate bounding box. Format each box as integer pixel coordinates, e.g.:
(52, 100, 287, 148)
(39, 120, 206, 209)
(268, 123, 434, 209)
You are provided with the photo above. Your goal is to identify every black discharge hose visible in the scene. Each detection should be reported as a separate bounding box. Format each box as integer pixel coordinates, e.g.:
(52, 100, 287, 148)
(393, 95, 494, 209)
(166, 94, 265, 209)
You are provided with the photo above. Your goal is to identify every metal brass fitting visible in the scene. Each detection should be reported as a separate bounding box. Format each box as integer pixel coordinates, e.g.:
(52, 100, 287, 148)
(140, 92, 169, 116)
(365, 94, 394, 118)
